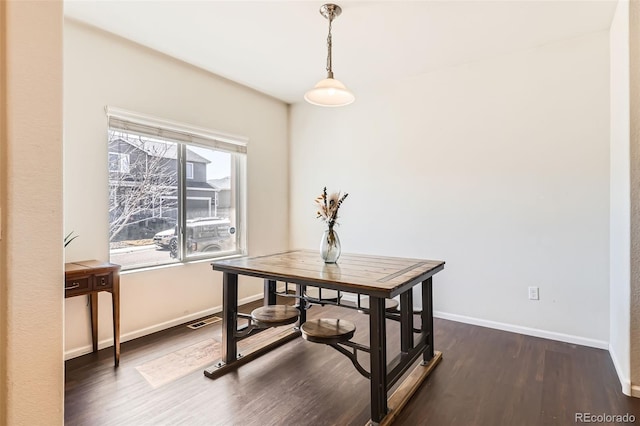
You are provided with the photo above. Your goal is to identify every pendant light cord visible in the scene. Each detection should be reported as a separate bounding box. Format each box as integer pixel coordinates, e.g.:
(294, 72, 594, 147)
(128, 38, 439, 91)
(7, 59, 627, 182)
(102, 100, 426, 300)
(326, 13, 334, 79)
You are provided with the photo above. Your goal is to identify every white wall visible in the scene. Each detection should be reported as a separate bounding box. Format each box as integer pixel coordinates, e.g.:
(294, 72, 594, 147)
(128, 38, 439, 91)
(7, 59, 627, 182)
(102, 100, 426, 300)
(629, 0, 640, 394)
(290, 31, 610, 346)
(2, 1, 64, 423)
(64, 20, 289, 357)
(609, 0, 631, 395)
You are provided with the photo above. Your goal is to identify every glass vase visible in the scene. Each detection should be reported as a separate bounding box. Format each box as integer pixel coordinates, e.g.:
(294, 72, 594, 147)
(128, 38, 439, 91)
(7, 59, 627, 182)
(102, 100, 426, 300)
(320, 227, 341, 263)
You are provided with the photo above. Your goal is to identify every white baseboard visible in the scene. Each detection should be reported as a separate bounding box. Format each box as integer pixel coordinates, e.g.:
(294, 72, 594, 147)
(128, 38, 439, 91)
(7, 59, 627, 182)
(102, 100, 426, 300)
(608, 344, 632, 396)
(64, 292, 264, 360)
(65, 297, 612, 362)
(433, 310, 609, 350)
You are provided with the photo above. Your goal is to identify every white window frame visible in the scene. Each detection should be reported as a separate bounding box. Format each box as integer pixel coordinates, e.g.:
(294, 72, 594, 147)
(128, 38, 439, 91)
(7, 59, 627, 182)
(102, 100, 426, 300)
(106, 106, 248, 270)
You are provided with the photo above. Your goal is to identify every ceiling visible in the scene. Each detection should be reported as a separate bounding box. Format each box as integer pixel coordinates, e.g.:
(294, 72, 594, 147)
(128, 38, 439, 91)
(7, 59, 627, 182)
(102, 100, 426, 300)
(64, 0, 618, 105)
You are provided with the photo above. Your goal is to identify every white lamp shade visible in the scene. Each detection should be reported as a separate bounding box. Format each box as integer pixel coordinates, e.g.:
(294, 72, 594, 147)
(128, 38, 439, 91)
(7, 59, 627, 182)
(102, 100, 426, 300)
(304, 78, 355, 107)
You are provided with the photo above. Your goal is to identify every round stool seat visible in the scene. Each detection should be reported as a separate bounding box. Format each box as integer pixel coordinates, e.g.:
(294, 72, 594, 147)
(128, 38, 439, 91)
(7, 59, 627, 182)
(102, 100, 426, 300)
(305, 287, 341, 302)
(301, 318, 356, 345)
(358, 297, 399, 312)
(251, 305, 300, 327)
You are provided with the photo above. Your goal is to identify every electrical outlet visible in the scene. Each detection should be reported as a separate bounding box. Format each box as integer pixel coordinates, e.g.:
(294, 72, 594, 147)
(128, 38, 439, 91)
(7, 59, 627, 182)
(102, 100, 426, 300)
(528, 286, 539, 300)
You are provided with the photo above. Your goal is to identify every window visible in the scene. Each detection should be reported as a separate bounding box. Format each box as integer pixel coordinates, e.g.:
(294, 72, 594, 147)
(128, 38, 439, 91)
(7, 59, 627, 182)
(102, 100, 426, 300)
(106, 107, 247, 270)
(186, 162, 194, 179)
(109, 152, 130, 173)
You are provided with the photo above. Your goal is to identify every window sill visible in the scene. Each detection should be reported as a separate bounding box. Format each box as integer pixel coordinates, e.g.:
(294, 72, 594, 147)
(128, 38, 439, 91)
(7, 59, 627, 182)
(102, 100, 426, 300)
(119, 252, 246, 276)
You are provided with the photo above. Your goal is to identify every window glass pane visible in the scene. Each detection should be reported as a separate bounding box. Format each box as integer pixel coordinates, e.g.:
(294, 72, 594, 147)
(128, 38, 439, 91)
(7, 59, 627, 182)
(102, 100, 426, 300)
(108, 130, 180, 269)
(184, 147, 237, 259)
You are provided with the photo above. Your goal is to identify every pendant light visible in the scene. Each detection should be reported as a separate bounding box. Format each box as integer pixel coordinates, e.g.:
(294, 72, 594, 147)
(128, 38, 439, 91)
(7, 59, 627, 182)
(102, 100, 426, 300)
(304, 4, 355, 107)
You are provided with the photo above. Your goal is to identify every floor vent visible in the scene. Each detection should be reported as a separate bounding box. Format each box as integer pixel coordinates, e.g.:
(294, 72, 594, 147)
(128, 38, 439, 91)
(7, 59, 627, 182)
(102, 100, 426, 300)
(187, 316, 222, 330)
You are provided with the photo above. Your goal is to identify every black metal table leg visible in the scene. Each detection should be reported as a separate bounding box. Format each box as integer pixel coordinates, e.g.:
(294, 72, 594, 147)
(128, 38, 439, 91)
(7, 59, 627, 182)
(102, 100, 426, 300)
(421, 277, 434, 362)
(222, 272, 239, 363)
(400, 290, 413, 353)
(264, 279, 276, 305)
(369, 296, 388, 423)
(295, 283, 307, 325)
(205, 273, 302, 379)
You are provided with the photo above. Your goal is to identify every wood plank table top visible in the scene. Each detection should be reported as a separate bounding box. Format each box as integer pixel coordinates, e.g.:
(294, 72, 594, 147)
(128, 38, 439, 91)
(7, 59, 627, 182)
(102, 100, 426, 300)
(212, 249, 445, 298)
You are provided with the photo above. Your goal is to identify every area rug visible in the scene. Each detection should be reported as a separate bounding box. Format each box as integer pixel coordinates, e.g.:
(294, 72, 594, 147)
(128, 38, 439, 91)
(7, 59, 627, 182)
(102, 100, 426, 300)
(135, 326, 293, 388)
(136, 338, 221, 388)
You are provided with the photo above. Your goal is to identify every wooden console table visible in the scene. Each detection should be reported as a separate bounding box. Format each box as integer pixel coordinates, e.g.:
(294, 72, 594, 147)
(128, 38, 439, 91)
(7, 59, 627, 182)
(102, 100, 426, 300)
(65, 260, 121, 367)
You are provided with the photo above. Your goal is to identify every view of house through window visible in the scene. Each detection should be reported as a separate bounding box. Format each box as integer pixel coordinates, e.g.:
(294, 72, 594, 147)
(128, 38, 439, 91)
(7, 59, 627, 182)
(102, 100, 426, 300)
(107, 116, 246, 270)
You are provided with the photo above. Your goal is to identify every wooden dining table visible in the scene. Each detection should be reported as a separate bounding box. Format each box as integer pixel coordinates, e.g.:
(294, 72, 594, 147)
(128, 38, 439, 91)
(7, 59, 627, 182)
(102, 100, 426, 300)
(205, 249, 445, 425)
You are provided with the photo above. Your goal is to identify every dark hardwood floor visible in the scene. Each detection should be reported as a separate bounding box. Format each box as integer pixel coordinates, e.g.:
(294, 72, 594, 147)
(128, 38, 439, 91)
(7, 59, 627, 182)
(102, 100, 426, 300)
(65, 299, 640, 425)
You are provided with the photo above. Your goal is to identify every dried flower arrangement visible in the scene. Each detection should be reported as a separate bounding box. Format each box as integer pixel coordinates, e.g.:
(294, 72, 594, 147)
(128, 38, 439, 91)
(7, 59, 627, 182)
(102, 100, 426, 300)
(315, 187, 348, 258)
(315, 187, 349, 229)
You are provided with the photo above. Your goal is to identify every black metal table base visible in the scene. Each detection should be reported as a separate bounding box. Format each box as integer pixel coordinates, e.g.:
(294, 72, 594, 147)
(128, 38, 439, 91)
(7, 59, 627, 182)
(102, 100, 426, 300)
(205, 271, 438, 425)
(204, 327, 301, 379)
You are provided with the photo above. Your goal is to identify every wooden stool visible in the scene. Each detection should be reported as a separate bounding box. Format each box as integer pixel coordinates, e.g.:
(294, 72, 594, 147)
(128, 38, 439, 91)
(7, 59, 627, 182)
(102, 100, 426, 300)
(358, 297, 399, 312)
(305, 287, 342, 302)
(301, 318, 356, 345)
(301, 318, 370, 379)
(251, 305, 300, 328)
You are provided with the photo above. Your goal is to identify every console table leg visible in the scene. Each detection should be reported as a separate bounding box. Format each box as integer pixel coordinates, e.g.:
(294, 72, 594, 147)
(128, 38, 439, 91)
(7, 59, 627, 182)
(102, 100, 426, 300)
(112, 277, 120, 367)
(90, 292, 98, 353)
